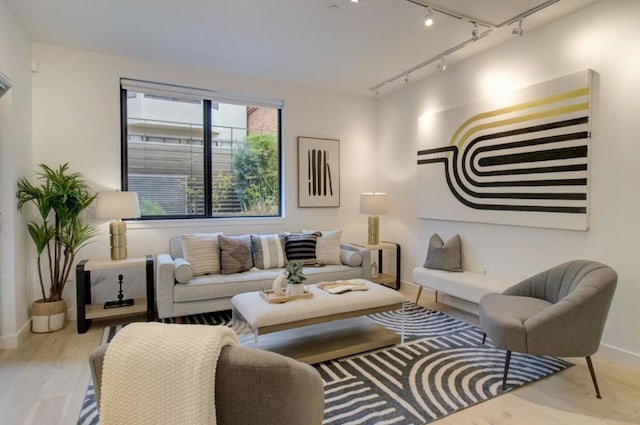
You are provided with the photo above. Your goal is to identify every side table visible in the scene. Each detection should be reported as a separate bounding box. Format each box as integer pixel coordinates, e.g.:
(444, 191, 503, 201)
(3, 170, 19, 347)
(356, 241, 401, 290)
(76, 255, 155, 334)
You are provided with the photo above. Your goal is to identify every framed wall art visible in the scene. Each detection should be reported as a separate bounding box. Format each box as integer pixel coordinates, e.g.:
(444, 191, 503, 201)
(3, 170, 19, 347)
(298, 136, 340, 207)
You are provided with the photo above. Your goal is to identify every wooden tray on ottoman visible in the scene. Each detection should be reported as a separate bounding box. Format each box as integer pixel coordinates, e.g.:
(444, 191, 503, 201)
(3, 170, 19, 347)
(259, 289, 314, 304)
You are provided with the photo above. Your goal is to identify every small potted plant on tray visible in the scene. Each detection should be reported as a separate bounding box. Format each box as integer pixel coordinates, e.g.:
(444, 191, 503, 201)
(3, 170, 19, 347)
(285, 260, 307, 296)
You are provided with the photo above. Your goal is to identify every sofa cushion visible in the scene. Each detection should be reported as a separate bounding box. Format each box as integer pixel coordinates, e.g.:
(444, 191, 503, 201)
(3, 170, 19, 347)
(304, 229, 342, 265)
(173, 258, 194, 284)
(219, 235, 254, 274)
(182, 233, 222, 276)
(284, 233, 319, 265)
(251, 234, 286, 269)
(173, 265, 363, 302)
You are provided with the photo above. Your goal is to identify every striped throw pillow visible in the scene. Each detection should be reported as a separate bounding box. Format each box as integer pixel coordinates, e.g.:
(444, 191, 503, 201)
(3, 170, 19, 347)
(251, 234, 286, 269)
(284, 233, 319, 265)
(219, 234, 254, 274)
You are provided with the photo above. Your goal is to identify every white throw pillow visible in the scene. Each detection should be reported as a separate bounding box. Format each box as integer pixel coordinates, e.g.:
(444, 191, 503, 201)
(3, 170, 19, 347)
(303, 229, 342, 265)
(181, 233, 223, 276)
(173, 258, 194, 284)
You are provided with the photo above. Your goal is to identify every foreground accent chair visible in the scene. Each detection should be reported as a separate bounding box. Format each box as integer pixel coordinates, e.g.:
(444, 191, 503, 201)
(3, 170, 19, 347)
(89, 344, 325, 425)
(479, 260, 617, 398)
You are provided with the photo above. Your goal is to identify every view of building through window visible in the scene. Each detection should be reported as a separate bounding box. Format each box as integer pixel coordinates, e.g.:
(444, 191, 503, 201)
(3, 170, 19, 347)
(124, 89, 281, 218)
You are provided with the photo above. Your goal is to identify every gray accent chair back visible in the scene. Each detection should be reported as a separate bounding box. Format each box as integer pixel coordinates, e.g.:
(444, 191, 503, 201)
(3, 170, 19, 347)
(479, 260, 617, 398)
(89, 344, 325, 425)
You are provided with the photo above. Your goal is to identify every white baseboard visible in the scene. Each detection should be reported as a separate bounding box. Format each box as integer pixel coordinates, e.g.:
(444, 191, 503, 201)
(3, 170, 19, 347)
(0, 318, 31, 349)
(596, 343, 640, 371)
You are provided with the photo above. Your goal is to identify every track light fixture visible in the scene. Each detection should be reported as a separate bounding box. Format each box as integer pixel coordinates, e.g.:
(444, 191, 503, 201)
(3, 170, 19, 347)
(404, 73, 409, 84)
(424, 7, 434, 27)
(512, 19, 524, 36)
(471, 22, 479, 41)
(370, 0, 559, 94)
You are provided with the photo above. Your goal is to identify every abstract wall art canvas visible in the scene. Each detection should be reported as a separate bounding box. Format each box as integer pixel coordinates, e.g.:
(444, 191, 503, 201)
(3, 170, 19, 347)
(416, 69, 594, 230)
(298, 136, 340, 207)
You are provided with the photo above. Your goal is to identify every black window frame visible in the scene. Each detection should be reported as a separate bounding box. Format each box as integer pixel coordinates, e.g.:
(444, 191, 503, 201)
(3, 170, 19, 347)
(120, 85, 283, 220)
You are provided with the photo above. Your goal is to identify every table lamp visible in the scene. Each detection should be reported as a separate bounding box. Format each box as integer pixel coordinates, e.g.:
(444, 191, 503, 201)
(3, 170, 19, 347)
(95, 191, 140, 260)
(360, 192, 388, 245)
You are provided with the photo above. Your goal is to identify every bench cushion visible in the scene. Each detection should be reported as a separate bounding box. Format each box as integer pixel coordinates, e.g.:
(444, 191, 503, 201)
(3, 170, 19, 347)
(413, 267, 512, 304)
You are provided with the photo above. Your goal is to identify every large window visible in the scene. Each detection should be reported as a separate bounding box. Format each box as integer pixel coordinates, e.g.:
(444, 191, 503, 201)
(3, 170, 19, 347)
(120, 79, 282, 219)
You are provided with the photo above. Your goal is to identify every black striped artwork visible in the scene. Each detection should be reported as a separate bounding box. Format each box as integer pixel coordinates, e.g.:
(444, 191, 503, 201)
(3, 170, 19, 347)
(77, 303, 571, 425)
(308, 148, 333, 197)
(298, 137, 340, 207)
(417, 70, 593, 230)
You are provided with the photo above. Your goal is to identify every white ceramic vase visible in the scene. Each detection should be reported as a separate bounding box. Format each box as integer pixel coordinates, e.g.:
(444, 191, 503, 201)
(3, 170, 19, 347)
(287, 283, 305, 296)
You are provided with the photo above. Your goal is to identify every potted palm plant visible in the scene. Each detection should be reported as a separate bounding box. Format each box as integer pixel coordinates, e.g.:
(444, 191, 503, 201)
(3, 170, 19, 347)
(16, 163, 97, 333)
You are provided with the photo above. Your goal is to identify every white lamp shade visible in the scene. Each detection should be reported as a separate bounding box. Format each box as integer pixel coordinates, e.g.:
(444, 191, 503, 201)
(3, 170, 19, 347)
(360, 193, 388, 215)
(95, 191, 141, 220)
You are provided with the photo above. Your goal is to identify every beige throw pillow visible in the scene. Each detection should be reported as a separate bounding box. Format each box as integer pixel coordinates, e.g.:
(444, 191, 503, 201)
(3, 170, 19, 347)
(181, 233, 223, 276)
(303, 229, 342, 265)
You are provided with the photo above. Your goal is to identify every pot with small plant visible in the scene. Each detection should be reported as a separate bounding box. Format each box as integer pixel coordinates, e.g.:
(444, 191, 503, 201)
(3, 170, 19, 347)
(16, 163, 97, 333)
(284, 260, 307, 296)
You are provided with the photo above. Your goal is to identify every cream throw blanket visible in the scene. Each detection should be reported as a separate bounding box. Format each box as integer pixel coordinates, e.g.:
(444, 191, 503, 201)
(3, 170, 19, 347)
(100, 322, 239, 425)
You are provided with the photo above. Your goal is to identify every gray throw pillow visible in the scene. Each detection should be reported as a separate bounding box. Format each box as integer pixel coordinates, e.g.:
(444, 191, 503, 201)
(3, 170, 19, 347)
(219, 235, 254, 275)
(423, 233, 462, 272)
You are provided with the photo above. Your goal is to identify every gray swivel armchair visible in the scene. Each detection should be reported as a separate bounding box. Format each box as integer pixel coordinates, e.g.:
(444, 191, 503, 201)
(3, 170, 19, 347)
(479, 260, 617, 398)
(89, 344, 325, 425)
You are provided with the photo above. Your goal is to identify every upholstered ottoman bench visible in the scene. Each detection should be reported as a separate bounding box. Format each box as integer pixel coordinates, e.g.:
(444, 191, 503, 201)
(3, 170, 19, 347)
(231, 279, 405, 363)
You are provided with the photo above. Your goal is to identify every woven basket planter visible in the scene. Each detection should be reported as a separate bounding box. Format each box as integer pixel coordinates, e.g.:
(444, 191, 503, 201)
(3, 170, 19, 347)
(32, 299, 66, 333)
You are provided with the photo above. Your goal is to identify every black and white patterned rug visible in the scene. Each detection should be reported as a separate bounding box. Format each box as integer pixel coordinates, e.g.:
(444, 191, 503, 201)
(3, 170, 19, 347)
(78, 303, 571, 425)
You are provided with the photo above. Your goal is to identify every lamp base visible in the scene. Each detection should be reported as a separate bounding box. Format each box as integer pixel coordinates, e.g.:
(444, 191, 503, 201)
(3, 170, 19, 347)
(368, 215, 380, 245)
(109, 220, 128, 260)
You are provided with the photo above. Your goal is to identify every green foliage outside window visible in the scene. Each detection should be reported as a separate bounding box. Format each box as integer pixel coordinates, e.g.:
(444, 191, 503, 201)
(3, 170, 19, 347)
(140, 198, 166, 216)
(233, 133, 279, 215)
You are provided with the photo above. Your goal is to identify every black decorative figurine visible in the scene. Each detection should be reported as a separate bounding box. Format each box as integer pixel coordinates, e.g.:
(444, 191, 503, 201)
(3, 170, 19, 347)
(104, 274, 135, 309)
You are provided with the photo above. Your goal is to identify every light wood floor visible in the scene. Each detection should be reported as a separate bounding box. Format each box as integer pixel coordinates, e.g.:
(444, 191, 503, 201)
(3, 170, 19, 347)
(1, 284, 639, 425)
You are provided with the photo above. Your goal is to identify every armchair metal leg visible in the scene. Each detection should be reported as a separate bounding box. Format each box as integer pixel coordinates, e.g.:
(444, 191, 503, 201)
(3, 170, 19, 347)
(502, 350, 512, 390)
(482, 333, 486, 344)
(586, 356, 602, 399)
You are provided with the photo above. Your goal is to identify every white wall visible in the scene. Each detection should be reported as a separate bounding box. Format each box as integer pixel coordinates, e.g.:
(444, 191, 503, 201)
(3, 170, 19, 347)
(0, 0, 33, 348)
(377, 0, 640, 367)
(30, 43, 378, 309)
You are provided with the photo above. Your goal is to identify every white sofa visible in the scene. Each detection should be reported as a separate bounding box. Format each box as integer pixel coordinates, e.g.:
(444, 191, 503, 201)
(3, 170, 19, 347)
(156, 236, 372, 319)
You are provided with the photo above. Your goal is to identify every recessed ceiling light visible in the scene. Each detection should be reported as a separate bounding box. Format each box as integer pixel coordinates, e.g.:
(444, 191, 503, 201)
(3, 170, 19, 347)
(329, 4, 340, 12)
(351, 0, 359, 3)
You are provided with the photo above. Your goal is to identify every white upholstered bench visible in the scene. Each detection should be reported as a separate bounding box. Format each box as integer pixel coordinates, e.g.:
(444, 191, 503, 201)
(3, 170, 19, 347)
(412, 267, 514, 304)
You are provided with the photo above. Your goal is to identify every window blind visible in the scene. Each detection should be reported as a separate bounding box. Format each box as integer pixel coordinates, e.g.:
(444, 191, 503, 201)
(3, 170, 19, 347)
(120, 78, 284, 109)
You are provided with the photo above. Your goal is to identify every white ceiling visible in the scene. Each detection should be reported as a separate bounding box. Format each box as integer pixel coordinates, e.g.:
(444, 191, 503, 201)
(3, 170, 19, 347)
(5, 0, 597, 95)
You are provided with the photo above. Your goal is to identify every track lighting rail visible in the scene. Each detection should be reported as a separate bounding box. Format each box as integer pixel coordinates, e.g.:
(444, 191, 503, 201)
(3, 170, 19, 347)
(369, 0, 559, 93)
